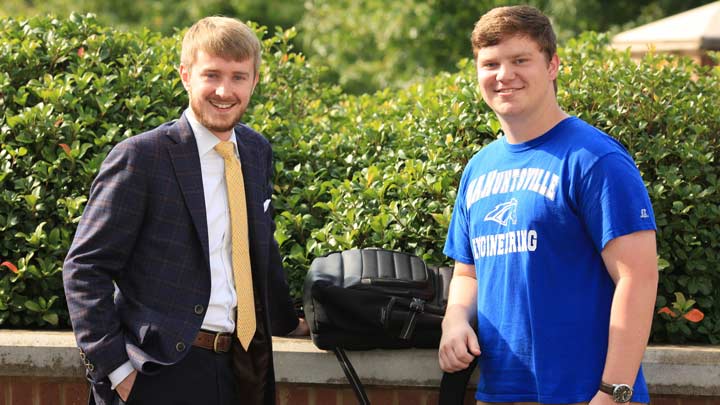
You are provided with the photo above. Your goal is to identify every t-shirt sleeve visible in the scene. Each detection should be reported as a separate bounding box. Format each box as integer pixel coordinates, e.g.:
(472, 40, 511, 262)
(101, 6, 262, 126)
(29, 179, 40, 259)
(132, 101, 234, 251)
(578, 151, 657, 251)
(444, 171, 475, 264)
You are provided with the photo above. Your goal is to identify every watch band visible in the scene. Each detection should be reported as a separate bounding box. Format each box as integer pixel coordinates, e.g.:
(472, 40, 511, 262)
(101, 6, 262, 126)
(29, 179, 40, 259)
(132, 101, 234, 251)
(599, 381, 633, 403)
(598, 381, 615, 394)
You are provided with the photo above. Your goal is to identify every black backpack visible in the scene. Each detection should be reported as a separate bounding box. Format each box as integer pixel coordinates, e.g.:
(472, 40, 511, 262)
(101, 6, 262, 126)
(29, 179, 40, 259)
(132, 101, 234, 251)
(303, 248, 473, 404)
(303, 248, 451, 350)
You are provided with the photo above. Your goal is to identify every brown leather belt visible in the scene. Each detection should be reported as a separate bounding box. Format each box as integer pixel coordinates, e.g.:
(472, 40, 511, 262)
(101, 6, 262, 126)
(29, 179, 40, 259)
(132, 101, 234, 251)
(193, 330, 232, 353)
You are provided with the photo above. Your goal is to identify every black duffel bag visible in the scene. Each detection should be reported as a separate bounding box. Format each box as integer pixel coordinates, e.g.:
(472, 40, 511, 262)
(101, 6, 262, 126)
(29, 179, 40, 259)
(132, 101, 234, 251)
(303, 248, 451, 351)
(304, 248, 470, 404)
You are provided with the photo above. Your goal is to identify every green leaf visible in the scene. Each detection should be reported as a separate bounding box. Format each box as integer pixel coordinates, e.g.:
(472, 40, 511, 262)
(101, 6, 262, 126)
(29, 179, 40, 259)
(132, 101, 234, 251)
(42, 312, 59, 326)
(24, 300, 42, 312)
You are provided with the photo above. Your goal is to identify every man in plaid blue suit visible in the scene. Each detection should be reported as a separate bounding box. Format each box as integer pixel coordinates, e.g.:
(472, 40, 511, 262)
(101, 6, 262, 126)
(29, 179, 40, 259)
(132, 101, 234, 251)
(63, 16, 307, 405)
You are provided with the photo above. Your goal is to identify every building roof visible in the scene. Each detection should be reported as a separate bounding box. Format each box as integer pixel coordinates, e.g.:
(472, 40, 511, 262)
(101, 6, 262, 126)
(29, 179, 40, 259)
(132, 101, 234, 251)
(612, 1, 720, 52)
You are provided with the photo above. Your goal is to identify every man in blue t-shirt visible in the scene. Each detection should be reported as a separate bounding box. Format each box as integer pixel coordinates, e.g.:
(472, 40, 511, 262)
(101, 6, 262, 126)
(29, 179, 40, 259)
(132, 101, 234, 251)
(439, 5, 658, 405)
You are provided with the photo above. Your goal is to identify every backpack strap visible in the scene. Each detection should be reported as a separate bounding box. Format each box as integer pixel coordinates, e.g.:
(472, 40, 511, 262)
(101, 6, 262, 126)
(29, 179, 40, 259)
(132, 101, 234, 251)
(333, 347, 371, 405)
(439, 357, 477, 404)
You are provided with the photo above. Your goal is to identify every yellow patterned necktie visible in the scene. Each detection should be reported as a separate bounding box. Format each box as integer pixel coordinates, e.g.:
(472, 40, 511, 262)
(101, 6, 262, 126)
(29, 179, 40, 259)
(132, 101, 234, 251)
(214, 141, 256, 351)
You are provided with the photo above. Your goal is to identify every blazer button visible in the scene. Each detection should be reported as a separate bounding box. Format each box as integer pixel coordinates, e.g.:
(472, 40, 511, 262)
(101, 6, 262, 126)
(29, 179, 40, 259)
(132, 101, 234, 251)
(176, 342, 186, 352)
(194, 304, 204, 315)
(87, 363, 95, 372)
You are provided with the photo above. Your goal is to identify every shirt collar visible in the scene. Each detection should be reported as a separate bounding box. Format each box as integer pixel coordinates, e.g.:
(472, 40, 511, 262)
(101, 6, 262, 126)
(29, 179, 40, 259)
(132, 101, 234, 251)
(185, 107, 238, 158)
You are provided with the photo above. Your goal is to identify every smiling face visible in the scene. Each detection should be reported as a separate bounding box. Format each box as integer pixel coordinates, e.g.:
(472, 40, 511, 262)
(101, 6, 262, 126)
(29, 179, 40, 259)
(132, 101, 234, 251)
(180, 50, 258, 141)
(475, 35, 559, 123)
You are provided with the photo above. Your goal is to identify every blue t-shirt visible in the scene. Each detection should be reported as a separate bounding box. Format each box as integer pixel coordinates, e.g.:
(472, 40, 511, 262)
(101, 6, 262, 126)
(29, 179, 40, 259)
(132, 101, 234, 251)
(444, 117, 656, 403)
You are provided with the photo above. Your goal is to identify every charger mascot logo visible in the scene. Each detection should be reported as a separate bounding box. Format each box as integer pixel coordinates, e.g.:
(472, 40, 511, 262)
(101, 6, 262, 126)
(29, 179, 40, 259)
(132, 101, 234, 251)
(484, 198, 518, 227)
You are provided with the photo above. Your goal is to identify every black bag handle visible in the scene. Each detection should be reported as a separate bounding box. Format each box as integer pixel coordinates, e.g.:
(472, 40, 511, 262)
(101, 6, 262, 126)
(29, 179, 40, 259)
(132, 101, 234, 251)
(438, 357, 477, 404)
(333, 347, 371, 405)
(333, 345, 477, 405)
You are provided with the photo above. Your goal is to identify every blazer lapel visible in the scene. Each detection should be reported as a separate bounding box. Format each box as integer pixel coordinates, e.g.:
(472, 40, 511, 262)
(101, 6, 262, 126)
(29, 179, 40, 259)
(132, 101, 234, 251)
(166, 115, 210, 269)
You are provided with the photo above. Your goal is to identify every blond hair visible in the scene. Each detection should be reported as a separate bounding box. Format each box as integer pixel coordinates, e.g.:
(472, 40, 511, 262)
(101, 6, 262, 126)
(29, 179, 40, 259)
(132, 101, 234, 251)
(181, 16, 261, 73)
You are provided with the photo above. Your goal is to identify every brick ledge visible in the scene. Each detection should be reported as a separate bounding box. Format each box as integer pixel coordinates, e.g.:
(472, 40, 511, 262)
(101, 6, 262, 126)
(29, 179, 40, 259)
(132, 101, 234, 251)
(0, 331, 718, 396)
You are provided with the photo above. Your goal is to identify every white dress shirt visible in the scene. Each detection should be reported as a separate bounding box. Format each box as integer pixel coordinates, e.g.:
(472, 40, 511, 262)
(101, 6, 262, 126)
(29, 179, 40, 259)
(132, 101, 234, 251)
(109, 109, 241, 388)
(187, 109, 240, 333)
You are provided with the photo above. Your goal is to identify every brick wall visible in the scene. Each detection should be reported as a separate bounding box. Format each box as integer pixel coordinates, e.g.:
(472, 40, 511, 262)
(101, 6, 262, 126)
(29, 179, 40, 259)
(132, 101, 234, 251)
(276, 384, 447, 405)
(1, 378, 718, 405)
(0, 377, 88, 405)
(275, 385, 720, 405)
(650, 397, 720, 405)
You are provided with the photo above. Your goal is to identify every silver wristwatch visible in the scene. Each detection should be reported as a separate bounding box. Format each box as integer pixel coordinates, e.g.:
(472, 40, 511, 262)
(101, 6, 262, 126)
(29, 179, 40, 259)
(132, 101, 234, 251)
(599, 381, 633, 403)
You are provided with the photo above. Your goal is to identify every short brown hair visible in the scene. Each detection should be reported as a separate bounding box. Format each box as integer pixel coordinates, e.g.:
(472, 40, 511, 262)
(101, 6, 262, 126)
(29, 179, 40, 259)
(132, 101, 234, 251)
(471, 5, 556, 61)
(181, 16, 261, 74)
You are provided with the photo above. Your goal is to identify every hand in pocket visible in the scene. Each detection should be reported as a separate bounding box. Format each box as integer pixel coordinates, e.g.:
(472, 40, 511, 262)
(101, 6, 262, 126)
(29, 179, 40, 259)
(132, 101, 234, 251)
(116, 370, 138, 402)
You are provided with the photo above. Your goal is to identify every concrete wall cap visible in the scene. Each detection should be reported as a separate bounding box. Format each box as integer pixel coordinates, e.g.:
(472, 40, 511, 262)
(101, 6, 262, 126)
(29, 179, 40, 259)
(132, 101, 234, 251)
(1, 331, 718, 395)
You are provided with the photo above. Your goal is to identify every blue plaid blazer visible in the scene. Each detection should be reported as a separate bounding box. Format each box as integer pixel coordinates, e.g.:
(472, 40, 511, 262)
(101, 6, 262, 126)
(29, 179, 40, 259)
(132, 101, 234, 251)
(63, 114, 298, 405)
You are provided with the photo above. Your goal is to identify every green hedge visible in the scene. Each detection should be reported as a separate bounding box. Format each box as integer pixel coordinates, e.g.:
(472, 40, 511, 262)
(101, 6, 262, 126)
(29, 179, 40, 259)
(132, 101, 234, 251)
(1, 15, 718, 344)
